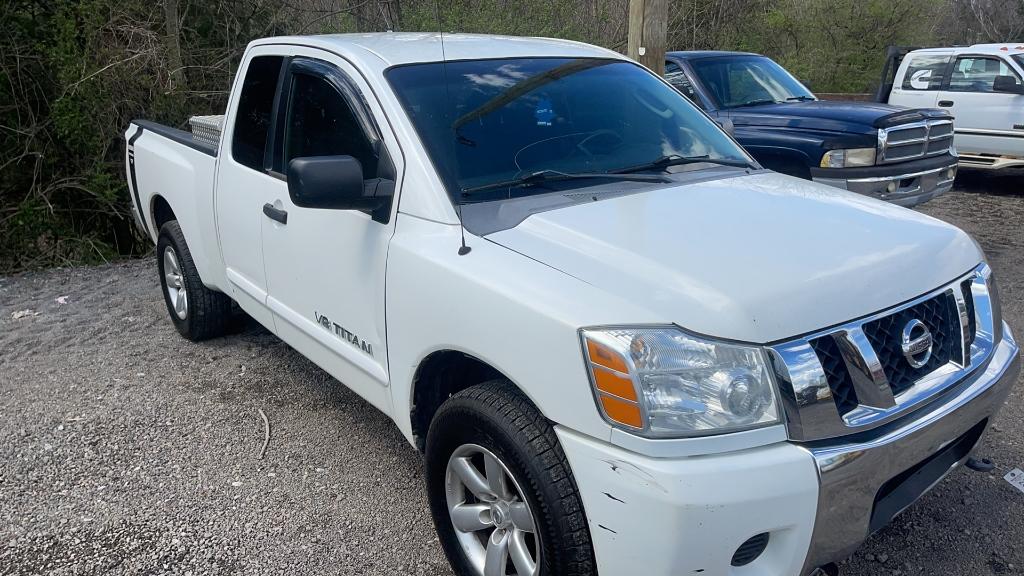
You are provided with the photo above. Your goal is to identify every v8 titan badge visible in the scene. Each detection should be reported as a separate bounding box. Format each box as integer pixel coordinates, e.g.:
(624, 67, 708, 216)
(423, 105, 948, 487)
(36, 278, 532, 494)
(1005, 468, 1024, 495)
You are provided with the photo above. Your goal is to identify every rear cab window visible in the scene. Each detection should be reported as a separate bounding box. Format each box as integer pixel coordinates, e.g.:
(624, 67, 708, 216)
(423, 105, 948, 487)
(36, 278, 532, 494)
(232, 55, 285, 170)
(900, 54, 950, 90)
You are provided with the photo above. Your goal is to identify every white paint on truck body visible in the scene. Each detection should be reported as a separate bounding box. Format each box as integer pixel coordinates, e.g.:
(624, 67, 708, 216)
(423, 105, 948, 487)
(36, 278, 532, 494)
(123, 33, 1019, 576)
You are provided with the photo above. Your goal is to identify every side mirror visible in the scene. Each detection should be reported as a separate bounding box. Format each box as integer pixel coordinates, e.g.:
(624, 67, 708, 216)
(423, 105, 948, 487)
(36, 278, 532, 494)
(993, 75, 1024, 94)
(287, 155, 384, 211)
(714, 116, 736, 136)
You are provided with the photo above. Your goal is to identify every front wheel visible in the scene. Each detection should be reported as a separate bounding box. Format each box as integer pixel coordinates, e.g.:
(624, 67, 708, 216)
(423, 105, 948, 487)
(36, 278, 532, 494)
(426, 381, 596, 576)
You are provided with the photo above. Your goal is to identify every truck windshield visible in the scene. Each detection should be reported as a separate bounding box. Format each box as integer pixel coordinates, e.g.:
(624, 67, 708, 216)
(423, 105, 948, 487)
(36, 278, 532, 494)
(689, 55, 814, 109)
(386, 58, 752, 203)
(1014, 54, 1024, 73)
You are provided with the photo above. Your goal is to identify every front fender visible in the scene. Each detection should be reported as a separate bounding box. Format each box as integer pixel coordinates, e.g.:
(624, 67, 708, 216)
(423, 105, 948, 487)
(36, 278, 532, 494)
(733, 126, 877, 173)
(385, 214, 661, 448)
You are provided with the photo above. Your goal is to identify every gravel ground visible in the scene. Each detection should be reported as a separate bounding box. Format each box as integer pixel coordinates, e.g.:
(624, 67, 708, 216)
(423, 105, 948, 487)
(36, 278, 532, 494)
(1, 169, 1022, 576)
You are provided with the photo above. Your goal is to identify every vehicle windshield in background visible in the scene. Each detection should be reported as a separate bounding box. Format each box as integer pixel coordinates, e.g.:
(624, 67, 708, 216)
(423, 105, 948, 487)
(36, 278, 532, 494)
(690, 56, 815, 108)
(1012, 54, 1024, 76)
(386, 58, 752, 202)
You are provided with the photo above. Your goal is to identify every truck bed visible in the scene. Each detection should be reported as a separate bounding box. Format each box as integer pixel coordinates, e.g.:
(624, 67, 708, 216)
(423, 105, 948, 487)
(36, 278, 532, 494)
(125, 119, 226, 292)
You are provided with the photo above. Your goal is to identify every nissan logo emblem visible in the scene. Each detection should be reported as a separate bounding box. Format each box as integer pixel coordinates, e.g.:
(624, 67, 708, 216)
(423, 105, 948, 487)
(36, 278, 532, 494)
(901, 319, 934, 369)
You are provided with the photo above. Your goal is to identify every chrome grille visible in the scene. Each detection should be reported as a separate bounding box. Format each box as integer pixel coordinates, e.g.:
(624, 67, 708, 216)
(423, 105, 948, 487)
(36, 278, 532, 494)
(770, 264, 997, 442)
(878, 119, 954, 164)
(862, 291, 961, 395)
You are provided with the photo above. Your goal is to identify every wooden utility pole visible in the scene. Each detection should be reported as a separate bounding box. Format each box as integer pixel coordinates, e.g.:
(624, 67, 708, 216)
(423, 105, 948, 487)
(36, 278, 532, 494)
(627, 0, 668, 75)
(163, 0, 186, 90)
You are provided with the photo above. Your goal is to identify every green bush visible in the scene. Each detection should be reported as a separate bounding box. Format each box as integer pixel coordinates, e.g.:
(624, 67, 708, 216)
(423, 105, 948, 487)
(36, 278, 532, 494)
(0, 0, 1014, 272)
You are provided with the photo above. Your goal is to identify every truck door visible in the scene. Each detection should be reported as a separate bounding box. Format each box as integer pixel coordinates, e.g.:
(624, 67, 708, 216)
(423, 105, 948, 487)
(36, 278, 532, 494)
(936, 54, 1024, 156)
(887, 53, 947, 109)
(260, 54, 400, 414)
(214, 52, 287, 329)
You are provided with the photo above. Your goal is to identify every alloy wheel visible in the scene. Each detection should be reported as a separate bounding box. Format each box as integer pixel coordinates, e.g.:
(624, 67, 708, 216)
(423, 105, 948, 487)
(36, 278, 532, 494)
(445, 444, 541, 576)
(163, 246, 188, 320)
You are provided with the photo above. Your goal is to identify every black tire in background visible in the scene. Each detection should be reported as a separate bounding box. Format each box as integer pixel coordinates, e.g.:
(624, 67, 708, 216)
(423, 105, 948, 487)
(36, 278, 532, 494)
(426, 380, 596, 576)
(156, 220, 232, 341)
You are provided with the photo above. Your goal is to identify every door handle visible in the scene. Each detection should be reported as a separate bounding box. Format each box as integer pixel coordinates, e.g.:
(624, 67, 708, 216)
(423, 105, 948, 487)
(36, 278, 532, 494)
(262, 203, 288, 225)
(938, 100, 954, 107)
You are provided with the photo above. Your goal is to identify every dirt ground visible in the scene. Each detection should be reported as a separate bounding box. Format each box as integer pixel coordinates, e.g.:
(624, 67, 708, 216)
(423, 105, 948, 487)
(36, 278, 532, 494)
(1, 169, 1022, 576)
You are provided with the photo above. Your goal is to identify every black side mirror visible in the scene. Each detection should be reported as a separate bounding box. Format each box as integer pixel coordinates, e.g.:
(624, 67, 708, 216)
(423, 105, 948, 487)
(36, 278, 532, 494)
(287, 155, 384, 212)
(993, 75, 1024, 94)
(714, 116, 736, 136)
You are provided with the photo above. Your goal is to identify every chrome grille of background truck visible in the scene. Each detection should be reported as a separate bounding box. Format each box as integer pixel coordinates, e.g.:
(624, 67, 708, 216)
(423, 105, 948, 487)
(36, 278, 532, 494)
(877, 119, 955, 164)
(769, 263, 998, 442)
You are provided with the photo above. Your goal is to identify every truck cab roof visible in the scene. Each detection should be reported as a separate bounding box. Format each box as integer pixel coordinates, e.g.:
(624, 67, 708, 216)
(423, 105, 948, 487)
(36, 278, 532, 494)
(249, 32, 624, 70)
(909, 43, 1024, 57)
(666, 50, 759, 60)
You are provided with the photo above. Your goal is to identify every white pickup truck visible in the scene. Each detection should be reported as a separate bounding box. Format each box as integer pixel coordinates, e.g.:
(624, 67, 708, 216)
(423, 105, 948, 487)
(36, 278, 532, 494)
(882, 44, 1024, 170)
(125, 33, 1019, 576)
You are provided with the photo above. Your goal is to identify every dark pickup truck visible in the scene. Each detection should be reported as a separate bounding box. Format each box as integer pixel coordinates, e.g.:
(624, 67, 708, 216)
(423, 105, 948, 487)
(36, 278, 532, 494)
(664, 51, 959, 206)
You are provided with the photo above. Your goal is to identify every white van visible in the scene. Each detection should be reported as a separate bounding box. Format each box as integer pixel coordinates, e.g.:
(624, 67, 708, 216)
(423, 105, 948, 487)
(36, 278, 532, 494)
(885, 44, 1024, 170)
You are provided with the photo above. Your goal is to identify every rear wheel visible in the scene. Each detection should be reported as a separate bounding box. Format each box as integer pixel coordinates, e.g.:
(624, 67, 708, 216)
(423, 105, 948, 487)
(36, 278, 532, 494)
(156, 220, 231, 341)
(426, 380, 595, 576)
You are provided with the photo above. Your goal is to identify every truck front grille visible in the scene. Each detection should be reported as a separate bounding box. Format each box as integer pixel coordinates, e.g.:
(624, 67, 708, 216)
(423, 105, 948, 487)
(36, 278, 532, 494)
(861, 291, 960, 395)
(808, 335, 858, 416)
(878, 119, 954, 164)
(769, 265, 997, 442)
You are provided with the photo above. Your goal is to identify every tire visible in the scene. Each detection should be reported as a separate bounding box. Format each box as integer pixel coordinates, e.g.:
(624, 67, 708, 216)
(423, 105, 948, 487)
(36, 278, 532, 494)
(156, 220, 231, 341)
(426, 380, 595, 576)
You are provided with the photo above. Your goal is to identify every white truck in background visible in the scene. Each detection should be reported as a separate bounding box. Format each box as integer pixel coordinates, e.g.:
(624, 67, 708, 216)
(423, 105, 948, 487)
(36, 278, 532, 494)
(881, 43, 1024, 170)
(125, 33, 1019, 576)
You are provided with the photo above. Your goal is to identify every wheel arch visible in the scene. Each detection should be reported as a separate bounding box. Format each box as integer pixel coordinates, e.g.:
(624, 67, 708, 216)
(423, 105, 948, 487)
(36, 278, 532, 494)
(408, 349, 543, 453)
(151, 194, 178, 236)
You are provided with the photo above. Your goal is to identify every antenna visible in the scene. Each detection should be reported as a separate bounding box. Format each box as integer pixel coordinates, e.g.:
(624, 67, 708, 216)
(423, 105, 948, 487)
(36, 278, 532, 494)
(457, 205, 471, 255)
(434, 0, 471, 256)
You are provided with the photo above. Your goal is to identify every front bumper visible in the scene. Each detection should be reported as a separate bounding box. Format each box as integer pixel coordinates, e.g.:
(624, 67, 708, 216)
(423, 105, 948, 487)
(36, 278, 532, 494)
(959, 153, 1024, 170)
(559, 325, 1019, 576)
(810, 154, 958, 207)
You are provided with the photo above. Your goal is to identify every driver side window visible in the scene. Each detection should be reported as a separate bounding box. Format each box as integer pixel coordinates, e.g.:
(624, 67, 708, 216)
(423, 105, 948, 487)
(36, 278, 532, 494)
(665, 61, 703, 108)
(948, 56, 1021, 92)
(283, 72, 380, 177)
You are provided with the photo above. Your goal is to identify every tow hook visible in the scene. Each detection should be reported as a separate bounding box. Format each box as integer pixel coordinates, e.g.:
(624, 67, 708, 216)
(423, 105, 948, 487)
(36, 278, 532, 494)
(809, 563, 839, 576)
(966, 457, 995, 472)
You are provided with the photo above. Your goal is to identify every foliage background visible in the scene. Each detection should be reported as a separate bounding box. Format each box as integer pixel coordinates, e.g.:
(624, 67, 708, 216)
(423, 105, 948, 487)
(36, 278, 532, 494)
(1, 0, 1021, 272)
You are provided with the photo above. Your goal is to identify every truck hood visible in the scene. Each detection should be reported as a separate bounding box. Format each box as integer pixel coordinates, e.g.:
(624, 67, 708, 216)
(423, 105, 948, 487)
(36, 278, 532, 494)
(486, 172, 981, 343)
(728, 100, 949, 135)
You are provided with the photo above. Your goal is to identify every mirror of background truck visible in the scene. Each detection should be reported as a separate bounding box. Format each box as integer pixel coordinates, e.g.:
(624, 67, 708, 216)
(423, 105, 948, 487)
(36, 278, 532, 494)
(993, 74, 1024, 94)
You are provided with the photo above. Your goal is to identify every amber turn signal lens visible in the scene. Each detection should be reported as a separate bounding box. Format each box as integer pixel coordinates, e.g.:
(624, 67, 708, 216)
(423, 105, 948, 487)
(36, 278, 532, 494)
(586, 339, 630, 373)
(599, 394, 643, 429)
(593, 367, 638, 401)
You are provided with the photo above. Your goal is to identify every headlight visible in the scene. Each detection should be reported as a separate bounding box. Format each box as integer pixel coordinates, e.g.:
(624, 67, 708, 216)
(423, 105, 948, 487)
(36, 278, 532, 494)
(820, 147, 876, 168)
(580, 326, 780, 438)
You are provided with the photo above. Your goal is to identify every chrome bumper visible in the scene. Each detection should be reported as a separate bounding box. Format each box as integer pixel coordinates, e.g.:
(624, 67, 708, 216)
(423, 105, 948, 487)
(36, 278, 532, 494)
(959, 153, 1024, 170)
(812, 162, 958, 207)
(800, 325, 1020, 574)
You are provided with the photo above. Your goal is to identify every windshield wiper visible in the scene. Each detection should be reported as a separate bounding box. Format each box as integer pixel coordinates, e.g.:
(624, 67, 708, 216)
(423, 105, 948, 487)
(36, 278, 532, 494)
(461, 170, 669, 196)
(786, 95, 816, 102)
(734, 98, 780, 107)
(613, 154, 754, 174)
